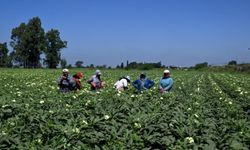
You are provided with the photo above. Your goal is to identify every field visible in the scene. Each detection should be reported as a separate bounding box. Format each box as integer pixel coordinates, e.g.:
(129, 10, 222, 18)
(0, 69, 250, 149)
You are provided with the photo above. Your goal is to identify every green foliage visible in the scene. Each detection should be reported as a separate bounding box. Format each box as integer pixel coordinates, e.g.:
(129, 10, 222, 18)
(126, 61, 162, 70)
(10, 17, 45, 68)
(0, 69, 250, 149)
(10, 17, 66, 68)
(44, 29, 67, 68)
(228, 60, 237, 66)
(194, 62, 208, 70)
(0, 42, 9, 67)
(67, 64, 72, 68)
(75, 61, 84, 68)
(120, 62, 124, 68)
(209, 63, 250, 73)
(60, 58, 67, 69)
(10, 23, 26, 67)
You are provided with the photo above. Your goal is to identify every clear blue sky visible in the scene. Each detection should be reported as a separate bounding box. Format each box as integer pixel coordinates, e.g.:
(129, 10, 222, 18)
(1, 0, 250, 67)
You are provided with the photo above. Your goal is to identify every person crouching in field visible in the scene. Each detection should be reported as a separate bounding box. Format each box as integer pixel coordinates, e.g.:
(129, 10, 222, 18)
(159, 70, 173, 93)
(57, 69, 75, 93)
(87, 70, 105, 91)
(114, 76, 131, 91)
(73, 72, 84, 90)
(132, 72, 154, 93)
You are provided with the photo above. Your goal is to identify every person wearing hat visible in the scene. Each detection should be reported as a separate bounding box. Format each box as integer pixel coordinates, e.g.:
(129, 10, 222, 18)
(73, 72, 84, 90)
(57, 69, 75, 92)
(159, 70, 173, 93)
(87, 70, 105, 91)
(132, 72, 155, 92)
(114, 76, 131, 91)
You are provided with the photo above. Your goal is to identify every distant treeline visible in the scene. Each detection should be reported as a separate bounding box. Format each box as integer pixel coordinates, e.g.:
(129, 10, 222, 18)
(116, 61, 163, 70)
(190, 61, 250, 73)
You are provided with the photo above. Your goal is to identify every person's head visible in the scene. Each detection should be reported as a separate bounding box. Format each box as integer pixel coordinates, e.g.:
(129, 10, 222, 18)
(125, 76, 131, 83)
(95, 70, 102, 77)
(140, 72, 146, 80)
(163, 70, 170, 77)
(62, 68, 69, 77)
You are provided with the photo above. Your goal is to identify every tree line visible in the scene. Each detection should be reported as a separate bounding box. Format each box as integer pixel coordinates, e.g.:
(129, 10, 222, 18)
(116, 61, 163, 70)
(0, 17, 67, 68)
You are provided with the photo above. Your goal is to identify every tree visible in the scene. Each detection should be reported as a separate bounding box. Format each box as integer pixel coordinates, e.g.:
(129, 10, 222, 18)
(10, 23, 27, 67)
(75, 60, 84, 68)
(228, 60, 237, 65)
(44, 29, 67, 68)
(194, 62, 208, 70)
(0, 42, 9, 67)
(60, 58, 67, 68)
(68, 64, 72, 68)
(23, 17, 45, 68)
(120, 62, 124, 68)
(10, 17, 46, 68)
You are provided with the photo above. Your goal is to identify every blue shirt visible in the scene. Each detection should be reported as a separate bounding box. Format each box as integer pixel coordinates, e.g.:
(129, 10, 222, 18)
(159, 77, 173, 91)
(132, 78, 155, 91)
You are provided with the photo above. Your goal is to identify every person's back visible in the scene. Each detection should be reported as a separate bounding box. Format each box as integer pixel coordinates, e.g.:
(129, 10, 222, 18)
(57, 69, 75, 93)
(114, 76, 130, 91)
(87, 70, 104, 91)
(132, 73, 154, 92)
(144, 79, 155, 89)
(89, 75, 101, 88)
(73, 72, 84, 90)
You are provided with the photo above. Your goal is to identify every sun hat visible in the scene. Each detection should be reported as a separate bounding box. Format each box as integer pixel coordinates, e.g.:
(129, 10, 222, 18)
(125, 76, 131, 82)
(95, 70, 101, 75)
(62, 68, 69, 73)
(164, 70, 170, 74)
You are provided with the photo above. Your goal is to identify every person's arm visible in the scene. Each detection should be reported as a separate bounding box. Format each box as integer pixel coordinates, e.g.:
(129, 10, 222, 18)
(57, 76, 66, 85)
(87, 76, 96, 88)
(69, 76, 75, 84)
(163, 78, 173, 91)
(101, 80, 105, 88)
(159, 78, 163, 89)
(57, 77, 62, 84)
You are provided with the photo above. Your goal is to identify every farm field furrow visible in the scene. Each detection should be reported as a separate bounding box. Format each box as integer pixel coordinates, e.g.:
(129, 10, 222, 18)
(0, 69, 249, 149)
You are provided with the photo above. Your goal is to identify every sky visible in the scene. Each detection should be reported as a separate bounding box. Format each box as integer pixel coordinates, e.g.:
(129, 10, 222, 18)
(0, 0, 250, 67)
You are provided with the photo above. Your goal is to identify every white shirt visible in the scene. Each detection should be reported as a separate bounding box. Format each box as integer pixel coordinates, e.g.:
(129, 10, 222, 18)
(114, 79, 128, 89)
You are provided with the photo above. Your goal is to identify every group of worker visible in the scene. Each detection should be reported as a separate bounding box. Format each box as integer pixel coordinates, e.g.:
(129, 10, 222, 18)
(57, 69, 173, 93)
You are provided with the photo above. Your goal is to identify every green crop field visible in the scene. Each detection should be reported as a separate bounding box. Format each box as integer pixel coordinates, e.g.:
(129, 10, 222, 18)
(0, 69, 250, 149)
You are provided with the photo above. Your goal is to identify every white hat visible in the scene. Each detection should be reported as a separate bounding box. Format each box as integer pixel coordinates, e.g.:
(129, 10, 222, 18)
(62, 68, 69, 73)
(95, 70, 101, 75)
(164, 70, 170, 73)
(126, 76, 131, 81)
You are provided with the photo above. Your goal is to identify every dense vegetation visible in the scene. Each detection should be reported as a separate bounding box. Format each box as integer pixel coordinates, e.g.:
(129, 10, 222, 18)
(0, 69, 249, 149)
(0, 17, 67, 68)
